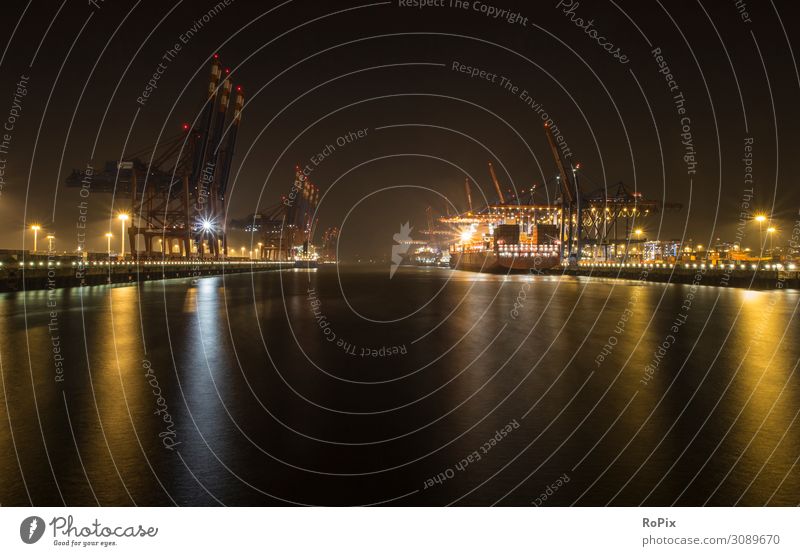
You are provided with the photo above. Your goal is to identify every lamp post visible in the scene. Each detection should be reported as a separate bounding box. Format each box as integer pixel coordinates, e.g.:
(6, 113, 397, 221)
(257, 242, 263, 260)
(767, 227, 776, 254)
(105, 233, 113, 257)
(240, 246, 245, 258)
(755, 214, 766, 254)
(634, 229, 643, 261)
(118, 213, 129, 257)
(30, 224, 40, 253)
(46, 234, 55, 252)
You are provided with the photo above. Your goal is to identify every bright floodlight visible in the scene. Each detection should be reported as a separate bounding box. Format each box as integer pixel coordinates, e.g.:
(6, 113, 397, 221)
(755, 214, 766, 222)
(201, 219, 213, 232)
(118, 213, 129, 221)
(30, 224, 41, 231)
(767, 227, 776, 233)
(460, 230, 473, 242)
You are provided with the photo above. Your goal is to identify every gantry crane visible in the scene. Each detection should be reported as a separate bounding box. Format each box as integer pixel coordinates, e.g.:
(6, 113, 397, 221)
(544, 122, 582, 260)
(64, 54, 245, 259)
(438, 124, 682, 262)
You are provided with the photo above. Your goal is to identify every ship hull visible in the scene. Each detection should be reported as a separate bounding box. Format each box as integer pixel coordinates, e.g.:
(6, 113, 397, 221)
(449, 251, 560, 273)
(294, 259, 319, 268)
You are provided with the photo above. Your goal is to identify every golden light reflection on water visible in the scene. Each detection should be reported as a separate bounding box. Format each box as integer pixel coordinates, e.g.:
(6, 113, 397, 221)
(732, 288, 798, 492)
(81, 285, 147, 501)
(736, 289, 792, 404)
(740, 289, 762, 303)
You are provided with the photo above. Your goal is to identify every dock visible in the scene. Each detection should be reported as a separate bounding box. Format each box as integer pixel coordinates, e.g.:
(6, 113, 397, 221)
(0, 257, 294, 292)
(562, 262, 799, 290)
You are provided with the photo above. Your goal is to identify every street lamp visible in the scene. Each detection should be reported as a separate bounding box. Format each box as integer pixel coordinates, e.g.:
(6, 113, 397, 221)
(118, 213, 129, 257)
(105, 232, 113, 257)
(30, 224, 41, 252)
(767, 227, 776, 253)
(257, 242, 263, 260)
(240, 246, 245, 258)
(46, 234, 55, 252)
(754, 214, 766, 253)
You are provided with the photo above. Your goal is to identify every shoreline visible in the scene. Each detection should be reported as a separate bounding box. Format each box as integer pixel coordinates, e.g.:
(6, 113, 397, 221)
(0, 260, 295, 293)
(445, 262, 798, 290)
(560, 265, 798, 290)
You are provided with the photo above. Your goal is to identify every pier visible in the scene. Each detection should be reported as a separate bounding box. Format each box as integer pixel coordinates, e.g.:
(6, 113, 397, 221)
(562, 262, 799, 290)
(0, 254, 293, 292)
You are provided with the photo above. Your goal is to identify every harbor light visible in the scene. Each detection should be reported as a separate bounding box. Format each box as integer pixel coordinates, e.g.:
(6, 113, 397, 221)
(118, 213, 129, 257)
(766, 226, 777, 251)
(30, 224, 41, 252)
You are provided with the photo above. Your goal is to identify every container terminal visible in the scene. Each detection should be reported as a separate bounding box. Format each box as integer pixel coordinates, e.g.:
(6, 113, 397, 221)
(11, 59, 794, 292)
(424, 124, 798, 289)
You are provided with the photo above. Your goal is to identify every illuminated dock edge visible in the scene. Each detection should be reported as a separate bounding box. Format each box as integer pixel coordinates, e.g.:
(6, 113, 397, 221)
(561, 262, 799, 290)
(0, 259, 296, 292)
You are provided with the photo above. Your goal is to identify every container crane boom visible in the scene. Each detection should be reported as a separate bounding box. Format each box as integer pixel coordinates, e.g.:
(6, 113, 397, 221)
(487, 161, 506, 204)
(544, 123, 575, 204)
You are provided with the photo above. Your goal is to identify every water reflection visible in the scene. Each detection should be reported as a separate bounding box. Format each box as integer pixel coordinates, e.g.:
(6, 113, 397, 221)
(0, 270, 798, 506)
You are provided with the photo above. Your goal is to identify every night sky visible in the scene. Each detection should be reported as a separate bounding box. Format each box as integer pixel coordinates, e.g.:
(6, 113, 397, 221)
(1, 0, 798, 258)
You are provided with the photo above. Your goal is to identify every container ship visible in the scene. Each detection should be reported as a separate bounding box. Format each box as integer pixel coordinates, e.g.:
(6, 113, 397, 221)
(449, 221, 561, 273)
(439, 123, 681, 274)
(294, 251, 319, 268)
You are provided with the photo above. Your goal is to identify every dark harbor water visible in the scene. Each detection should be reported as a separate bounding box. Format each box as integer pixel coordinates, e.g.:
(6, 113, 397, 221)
(1, 266, 799, 506)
